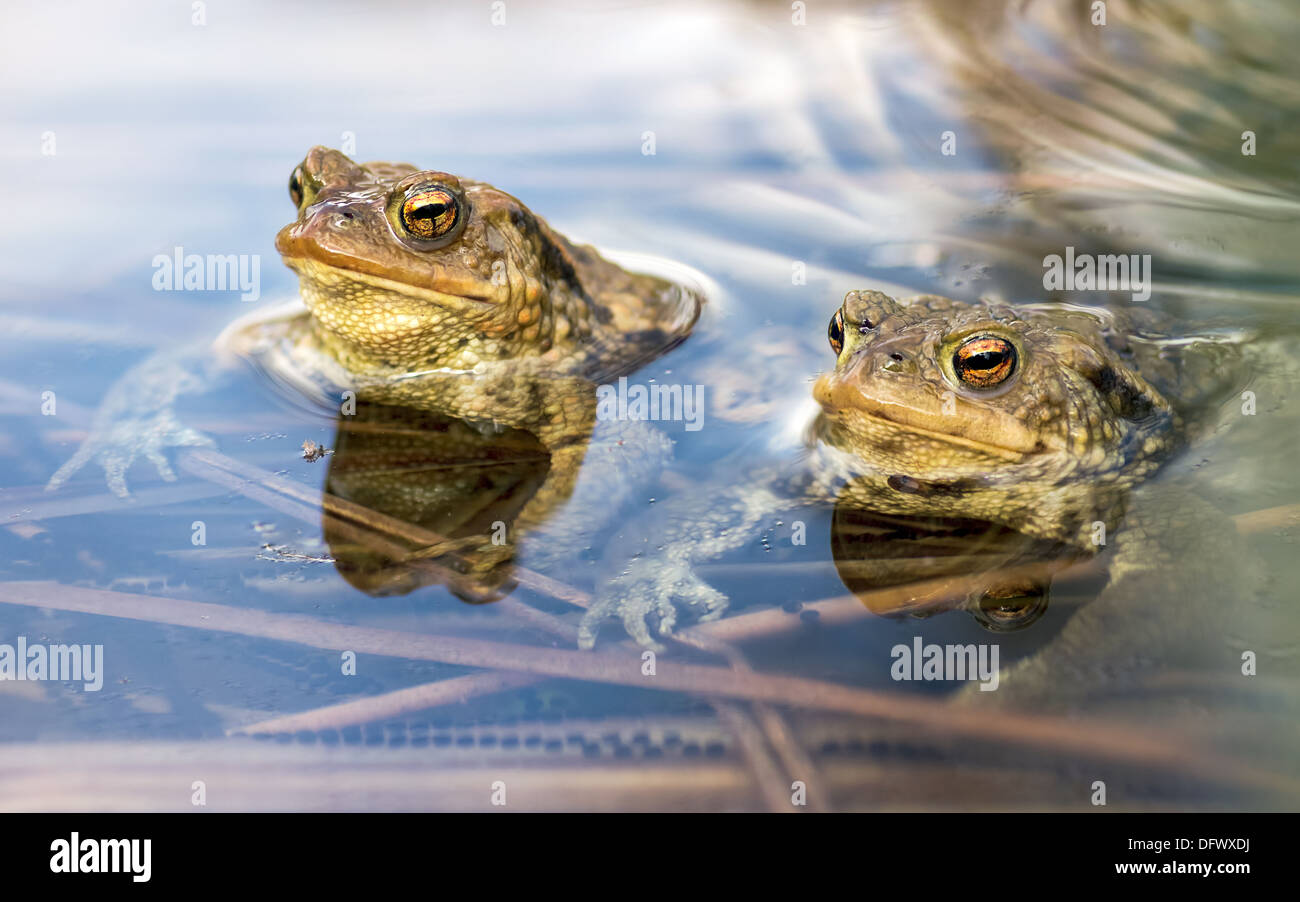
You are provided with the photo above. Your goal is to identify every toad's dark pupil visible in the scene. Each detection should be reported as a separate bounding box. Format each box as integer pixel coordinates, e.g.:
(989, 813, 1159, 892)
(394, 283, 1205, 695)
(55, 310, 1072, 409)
(400, 188, 459, 240)
(965, 350, 1006, 370)
(410, 202, 447, 220)
(953, 337, 1016, 388)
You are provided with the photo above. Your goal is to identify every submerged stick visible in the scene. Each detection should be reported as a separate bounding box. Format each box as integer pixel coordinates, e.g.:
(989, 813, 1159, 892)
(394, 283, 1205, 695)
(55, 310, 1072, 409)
(711, 701, 793, 813)
(675, 631, 832, 812)
(0, 580, 1293, 794)
(227, 670, 541, 736)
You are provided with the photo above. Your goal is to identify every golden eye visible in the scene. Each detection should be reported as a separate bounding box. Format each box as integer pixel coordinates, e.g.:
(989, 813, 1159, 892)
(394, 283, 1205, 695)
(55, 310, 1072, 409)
(400, 186, 460, 240)
(828, 309, 845, 356)
(953, 335, 1017, 389)
(288, 165, 304, 208)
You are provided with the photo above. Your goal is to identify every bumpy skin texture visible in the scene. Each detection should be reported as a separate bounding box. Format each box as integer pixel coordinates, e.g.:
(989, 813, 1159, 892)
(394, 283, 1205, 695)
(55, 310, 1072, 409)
(259, 148, 703, 594)
(812, 291, 1187, 545)
(275, 146, 696, 383)
(579, 290, 1244, 653)
(50, 146, 701, 600)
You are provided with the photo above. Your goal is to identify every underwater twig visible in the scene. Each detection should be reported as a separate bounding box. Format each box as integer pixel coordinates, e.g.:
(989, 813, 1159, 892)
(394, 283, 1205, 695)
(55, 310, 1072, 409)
(0, 739, 756, 812)
(2, 481, 228, 524)
(1231, 501, 1300, 534)
(227, 670, 542, 736)
(710, 701, 793, 813)
(685, 557, 1101, 643)
(675, 631, 831, 811)
(0, 580, 1294, 794)
(751, 703, 830, 810)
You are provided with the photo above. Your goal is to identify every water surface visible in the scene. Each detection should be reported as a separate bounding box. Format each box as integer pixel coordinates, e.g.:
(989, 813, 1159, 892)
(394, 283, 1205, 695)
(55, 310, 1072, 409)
(0, 0, 1297, 810)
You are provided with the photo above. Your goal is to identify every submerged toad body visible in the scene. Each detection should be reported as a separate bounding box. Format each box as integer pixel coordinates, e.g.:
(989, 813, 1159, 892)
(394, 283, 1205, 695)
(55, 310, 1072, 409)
(49, 148, 702, 584)
(582, 290, 1248, 692)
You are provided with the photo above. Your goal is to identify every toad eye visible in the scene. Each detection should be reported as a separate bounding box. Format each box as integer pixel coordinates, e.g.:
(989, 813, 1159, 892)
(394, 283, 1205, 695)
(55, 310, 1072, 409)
(971, 581, 1049, 632)
(399, 185, 461, 241)
(288, 165, 305, 208)
(952, 335, 1017, 389)
(828, 310, 845, 356)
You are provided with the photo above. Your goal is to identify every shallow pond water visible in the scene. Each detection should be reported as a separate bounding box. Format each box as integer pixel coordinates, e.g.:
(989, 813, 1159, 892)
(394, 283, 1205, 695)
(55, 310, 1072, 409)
(0, 0, 1297, 810)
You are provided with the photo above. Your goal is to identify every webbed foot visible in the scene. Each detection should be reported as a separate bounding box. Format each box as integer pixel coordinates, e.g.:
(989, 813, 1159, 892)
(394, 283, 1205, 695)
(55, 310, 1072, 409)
(47, 409, 214, 498)
(578, 557, 729, 650)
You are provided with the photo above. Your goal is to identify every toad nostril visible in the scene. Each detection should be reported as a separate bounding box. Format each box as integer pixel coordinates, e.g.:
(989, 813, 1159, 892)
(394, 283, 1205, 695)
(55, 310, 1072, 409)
(887, 474, 921, 494)
(881, 350, 913, 373)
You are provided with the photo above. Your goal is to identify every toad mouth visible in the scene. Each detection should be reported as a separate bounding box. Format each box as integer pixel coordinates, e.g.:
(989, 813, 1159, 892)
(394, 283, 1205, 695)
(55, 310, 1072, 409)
(813, 373, 1038, 461)
(279, 252, 496, 310)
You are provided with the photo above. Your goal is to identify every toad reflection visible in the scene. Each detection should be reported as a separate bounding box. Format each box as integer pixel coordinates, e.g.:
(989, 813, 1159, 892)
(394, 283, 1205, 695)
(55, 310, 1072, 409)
(316, 391, 670, 605)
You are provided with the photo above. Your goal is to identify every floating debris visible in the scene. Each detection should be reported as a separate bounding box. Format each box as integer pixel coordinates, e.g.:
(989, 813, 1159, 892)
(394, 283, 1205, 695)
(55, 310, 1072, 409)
(258, 543, 335, 564)
(301, 440, 332, 462)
